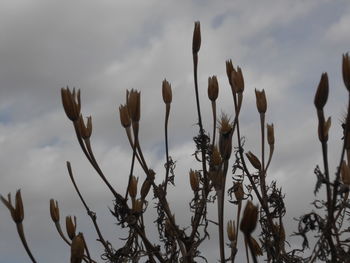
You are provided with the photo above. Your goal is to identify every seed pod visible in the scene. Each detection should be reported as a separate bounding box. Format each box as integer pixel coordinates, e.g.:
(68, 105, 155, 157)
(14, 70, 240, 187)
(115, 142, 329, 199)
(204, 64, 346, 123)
(240, 201, 258, 235)
(255, 89, 267, 114)
(127, 89, 141, 122)
(66, 215, 77, 240)
(141, 179, 151, 200)
(208, 76, 219, 101)
(250, 237, 263, 256)
(318, 116, 331, 142)
(70, 233, 85, 263)
(343, 53, 350, 91)
(236, 66, 244, 93)
(226, 60, 234, 86)
(132, 199, 143, 213)
(77, 115, 92, 139)
(233, 182, 244, 202)
(227, 220, 236, 242)
(128, 176, 138, 199)
(50, 199, 60, 223)
(119, 104, 131, 128)
(189, 170, 200, 191)
(246, 151, 262, 171)
(162, 79, 172, 104)
(219, 114, 233, 160)
(314, 73, 329, 110)
(192, 21, 201, 54)
(267, 123, 275, 145)
(61, 87, 81, 122)
(341, 161, 350, 185)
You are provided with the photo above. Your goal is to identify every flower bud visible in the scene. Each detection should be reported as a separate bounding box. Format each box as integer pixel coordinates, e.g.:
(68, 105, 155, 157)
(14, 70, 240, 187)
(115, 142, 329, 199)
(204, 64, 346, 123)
(71, 232, 85, 263)
(267, 123, 275, 145)
(343, 53, 350, 91)
(66, 215, 77, 240)
(162, 79, 172, 104)
(61, 87, 81, 122)
(240, 201, 258, 235)
(128, 176, 138, 199)
(236, 66, 244, 93)
(189, 169, 200, 191)
(127, 89, 141, 122)
(208, 76, 219, 101)
(227, 220, 236, 242)
(255, 89, 267, 114)
(50, 199, 60, 223)
(246, 151, 262, 171)
(314, 73, 329, 110)
(119, 104, 131, 128)
(192, 21, 201, 54)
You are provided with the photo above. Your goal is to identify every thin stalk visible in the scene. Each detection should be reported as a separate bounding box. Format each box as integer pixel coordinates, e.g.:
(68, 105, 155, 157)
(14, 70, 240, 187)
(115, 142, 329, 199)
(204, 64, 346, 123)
(16, 223, 37, 263)
(211, 100, 217, 148)
(247, 235, 258, 263)
(66, 162, 114, 258)
(259, 113, 267, 207)
(164, 103, 171, 191)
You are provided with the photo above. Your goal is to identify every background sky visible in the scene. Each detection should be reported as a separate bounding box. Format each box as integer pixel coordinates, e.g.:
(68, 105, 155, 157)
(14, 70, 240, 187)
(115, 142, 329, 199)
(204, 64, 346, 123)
(1, 0, 350, 262)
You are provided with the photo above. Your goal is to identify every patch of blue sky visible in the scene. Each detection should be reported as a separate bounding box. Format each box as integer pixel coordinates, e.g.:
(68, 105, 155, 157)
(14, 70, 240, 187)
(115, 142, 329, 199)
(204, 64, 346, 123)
(0, 106, 13, 124)
(38, 136, 61, 148)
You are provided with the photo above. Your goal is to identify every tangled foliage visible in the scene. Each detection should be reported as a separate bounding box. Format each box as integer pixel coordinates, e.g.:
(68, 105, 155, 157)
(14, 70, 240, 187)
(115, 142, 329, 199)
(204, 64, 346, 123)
(2, 21, 350, 263)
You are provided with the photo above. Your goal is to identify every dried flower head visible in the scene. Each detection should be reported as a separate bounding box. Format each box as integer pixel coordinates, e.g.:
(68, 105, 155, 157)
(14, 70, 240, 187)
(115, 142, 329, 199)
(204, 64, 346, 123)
(230, 66, 244, 94)
(246, 151, 262, 171)
(162, 79, 172, 104)
(240, 201, 259, 235)
(119, 104, 131, 128)
(343, 53, 350, 91)
(267, 123, 275, 145)
(211, 146, 222, 167)
(192, 21, 201, 54)
(255, 89, 267, 114)
(66, 215, 77, 240)
(208, 76, 219, 101)
(70, 232, 85, 263)
(50, 199, 60, 223)
(1, 190, 24, 224)
(77, 115, 92, 139)
(61, 87, 81, 122)
(314, 73, 329, 110)
(189, 169, 200, 191)
(127, 89, 141, 122)
(227, 220, 236, 242)
(128, 176, 138, 199)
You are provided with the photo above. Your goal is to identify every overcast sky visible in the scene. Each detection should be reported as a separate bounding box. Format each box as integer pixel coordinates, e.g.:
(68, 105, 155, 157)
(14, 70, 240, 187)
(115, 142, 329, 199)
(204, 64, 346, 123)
(1, 0, 350, 262)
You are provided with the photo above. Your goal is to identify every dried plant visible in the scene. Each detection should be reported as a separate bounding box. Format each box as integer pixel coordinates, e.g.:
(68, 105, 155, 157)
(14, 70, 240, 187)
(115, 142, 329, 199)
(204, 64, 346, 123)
(2, 21, 350, 263)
